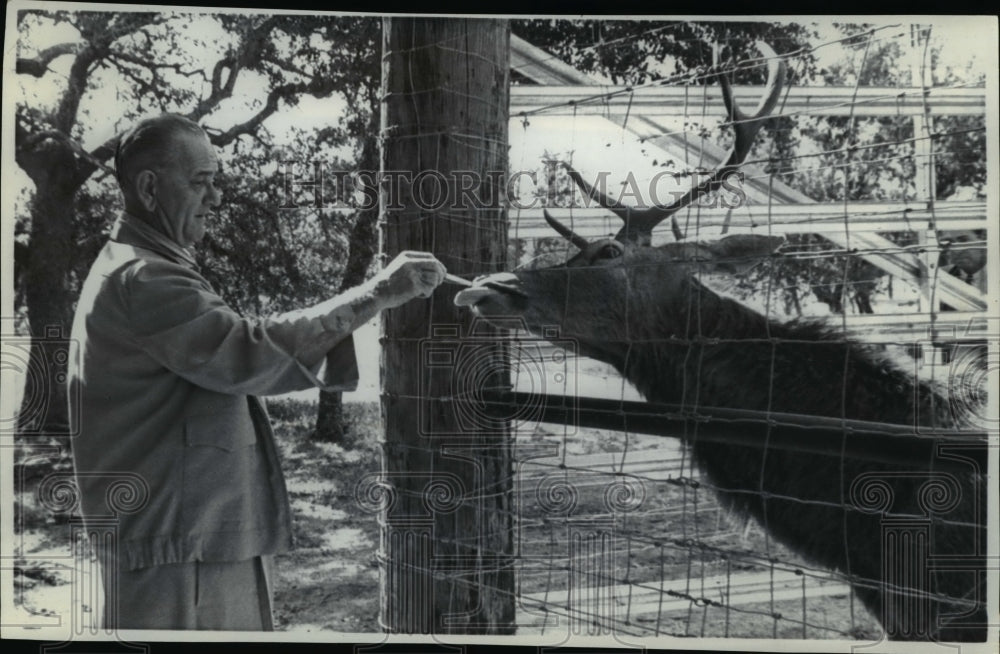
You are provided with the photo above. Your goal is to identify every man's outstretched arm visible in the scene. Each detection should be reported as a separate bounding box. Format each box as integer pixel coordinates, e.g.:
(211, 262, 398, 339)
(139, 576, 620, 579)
(289, 251, 446, 367)
(127, 251, 446, 396)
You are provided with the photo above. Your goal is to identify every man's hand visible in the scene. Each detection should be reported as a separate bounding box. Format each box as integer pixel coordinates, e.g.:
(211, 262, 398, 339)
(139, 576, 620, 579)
(373, 251, 447, 310)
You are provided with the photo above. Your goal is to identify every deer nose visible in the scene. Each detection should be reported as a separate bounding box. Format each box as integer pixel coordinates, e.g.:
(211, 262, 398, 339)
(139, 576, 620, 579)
(453, 272, 526, 307)
(473, 272, 520, 286)
(474, 272, 526, 296)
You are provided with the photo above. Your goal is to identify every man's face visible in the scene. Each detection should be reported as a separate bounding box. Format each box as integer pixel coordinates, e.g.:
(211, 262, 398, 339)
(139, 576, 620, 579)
(152, 133, 221, 248)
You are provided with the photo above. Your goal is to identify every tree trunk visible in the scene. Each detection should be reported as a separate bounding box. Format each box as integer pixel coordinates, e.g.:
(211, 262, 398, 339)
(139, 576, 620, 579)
(313, 112, 381, 444)
(813, 281, 845, 314)
(379, 17, 513, 634)
(18, 139, 80, 440)
(314, 388, 348, 441)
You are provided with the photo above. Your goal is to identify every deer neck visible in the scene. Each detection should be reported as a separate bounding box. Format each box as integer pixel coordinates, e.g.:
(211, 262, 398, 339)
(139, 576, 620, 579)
(615, 275, 777, 405)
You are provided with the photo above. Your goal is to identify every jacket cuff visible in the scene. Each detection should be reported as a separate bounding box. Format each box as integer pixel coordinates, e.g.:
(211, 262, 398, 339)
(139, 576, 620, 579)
(295, 333, 360, 392)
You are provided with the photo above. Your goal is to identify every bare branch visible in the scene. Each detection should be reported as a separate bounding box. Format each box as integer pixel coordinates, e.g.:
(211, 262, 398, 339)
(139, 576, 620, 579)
(207, 76, 338, 147)
(16, 42, 82, 77)
(105, 55, 157, 100)
(210, 57, 229, 96)
(89, 135, 120, 166)
(52, 12, 169, 134)
(16, 123, 115, 186)
(206, 86, 287, 146)
(262, 54, 311, 80)
(54, 132, 115, 175)
(21, 14, 333, 189)
(106, 49, 207, 81)
(188, 16, 287, 123)
(104, 12, 167, 43)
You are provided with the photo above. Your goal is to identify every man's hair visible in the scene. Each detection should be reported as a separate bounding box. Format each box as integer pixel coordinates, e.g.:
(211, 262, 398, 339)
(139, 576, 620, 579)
(114, 113, 207, 189)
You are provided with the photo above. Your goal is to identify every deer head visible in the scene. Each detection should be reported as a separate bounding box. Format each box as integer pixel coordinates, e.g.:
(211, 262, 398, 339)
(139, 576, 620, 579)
(455, 43, 787, 363)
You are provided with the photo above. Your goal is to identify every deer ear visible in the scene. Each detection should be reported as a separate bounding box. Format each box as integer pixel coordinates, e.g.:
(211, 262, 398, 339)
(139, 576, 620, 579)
(703, 234, 784, 274)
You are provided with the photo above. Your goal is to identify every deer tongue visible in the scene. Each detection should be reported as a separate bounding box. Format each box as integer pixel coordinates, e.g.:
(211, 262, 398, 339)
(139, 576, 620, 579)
(453, 272, 523, 306)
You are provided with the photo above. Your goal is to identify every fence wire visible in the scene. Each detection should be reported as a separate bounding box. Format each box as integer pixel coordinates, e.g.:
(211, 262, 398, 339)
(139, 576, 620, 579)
(379, 21, 990, 641)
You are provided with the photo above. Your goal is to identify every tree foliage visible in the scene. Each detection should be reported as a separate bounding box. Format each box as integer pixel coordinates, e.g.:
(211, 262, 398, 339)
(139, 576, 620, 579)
(512, 20, 820, 85)
(754, 24, 987, 316)
(13, 9, 380, 439)
(510, 20, 986, 317)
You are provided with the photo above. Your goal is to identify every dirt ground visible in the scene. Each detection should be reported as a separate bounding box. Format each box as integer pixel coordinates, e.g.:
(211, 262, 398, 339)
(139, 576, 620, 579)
(13, 399, 880, 639)
(268, 401, 383, 632)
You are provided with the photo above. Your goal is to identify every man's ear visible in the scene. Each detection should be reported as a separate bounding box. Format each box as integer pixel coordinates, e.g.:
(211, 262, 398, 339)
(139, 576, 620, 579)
(134, 170, 158, 212)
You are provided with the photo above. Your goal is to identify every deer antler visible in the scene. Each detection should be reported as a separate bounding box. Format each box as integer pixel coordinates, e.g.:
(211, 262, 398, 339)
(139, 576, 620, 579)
(550, 42, 787, 247)
(543, 208, 590, 249)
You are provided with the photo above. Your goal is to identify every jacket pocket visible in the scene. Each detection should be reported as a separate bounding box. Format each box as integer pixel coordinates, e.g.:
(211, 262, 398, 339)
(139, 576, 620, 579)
(181, 407, 259, 534)
(184, 408, 257, 451)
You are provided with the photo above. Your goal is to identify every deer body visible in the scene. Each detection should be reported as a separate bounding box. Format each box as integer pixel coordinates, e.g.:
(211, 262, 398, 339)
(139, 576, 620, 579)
(461, 232, 986, 643)
(611, 274, 982, 642)
(454, 44, 986, 641)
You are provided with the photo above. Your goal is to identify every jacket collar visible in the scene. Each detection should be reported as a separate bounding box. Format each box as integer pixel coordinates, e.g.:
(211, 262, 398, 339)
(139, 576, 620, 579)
(111, 213, 199, 270)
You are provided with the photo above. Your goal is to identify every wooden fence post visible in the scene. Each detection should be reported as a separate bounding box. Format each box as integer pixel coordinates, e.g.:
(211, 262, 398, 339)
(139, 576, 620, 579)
(379, 17, 514, 634)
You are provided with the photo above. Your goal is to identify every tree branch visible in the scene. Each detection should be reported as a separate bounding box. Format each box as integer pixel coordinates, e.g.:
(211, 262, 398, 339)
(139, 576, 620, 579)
(105, 55, 158, 101)
(53, 12, 165, 134)
(89, 135, 120, 166)
(207, 76, 338, 147)
(20, 128, 116, 177)
(106, 49, 208, 81)
(22, 14, 347, 189)
(206, 89, 284, 147)
(16, 42, 82, 77)
(73, 18, 299, 183)
(262, 54, 311, 80)
(104, 12, 167, 43)
(190, 16, 282, 121)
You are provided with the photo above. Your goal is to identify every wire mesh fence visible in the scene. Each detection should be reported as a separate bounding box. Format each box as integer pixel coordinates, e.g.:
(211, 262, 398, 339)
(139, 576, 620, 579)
(7, 13, 993, 644)
(382, 21, 991, 640)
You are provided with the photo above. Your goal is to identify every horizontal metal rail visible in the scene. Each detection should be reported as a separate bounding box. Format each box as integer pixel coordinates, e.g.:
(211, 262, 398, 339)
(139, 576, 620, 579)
(510, 202, 988, 237)
(510, 84, 987, 117)
(504, 313, 993, 347)
(480, 391, 989, 471)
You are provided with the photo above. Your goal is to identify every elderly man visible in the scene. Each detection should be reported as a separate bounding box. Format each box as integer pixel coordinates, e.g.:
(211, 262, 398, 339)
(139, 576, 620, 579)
(68, 113, 445, 630)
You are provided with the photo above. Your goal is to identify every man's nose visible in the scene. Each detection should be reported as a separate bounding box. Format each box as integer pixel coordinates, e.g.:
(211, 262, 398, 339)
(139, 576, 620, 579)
(206, 183, 222, 209)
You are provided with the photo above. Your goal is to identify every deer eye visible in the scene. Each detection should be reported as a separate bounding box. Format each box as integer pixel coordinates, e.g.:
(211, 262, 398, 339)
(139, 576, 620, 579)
(598, 243, 623, 260)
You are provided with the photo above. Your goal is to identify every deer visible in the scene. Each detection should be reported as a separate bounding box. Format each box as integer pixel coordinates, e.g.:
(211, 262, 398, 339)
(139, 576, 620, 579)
(454, 43, 987, 642)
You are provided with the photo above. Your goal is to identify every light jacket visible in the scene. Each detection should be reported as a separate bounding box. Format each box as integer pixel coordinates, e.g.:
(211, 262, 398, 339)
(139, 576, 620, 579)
(68, 213, 359, 571)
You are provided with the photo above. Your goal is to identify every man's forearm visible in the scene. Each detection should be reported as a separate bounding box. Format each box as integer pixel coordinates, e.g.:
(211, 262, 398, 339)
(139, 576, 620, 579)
(291, 278, 389, 367)
(281, 251, 445, 369)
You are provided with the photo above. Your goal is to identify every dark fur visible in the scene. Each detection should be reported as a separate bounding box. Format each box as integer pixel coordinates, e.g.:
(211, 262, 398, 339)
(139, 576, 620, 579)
(474, 243, 987, 641)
